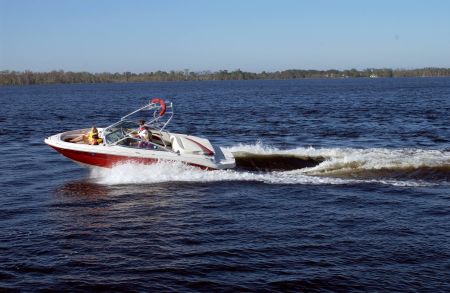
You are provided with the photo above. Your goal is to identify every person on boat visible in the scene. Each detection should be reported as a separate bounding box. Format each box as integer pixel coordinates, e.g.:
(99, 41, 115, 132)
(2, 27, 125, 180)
(138, 120, 147, 136)
(133, 120, 150, 140)
(70, 125, 103, 145)
(87, 127, 103, 145)
(139, 120, 145, 128)
(137, 125, 152, 148)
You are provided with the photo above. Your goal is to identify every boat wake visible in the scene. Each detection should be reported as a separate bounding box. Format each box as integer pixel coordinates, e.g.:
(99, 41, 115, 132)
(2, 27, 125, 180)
(229, 143, 450, 181)
(90, 143, 450, 187)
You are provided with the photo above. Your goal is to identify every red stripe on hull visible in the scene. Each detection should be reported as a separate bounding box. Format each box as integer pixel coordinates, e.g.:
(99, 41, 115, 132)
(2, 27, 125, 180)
(184, 137, 214, 156)
(49, 146, 212, 170)
(50, 146, 158, 168)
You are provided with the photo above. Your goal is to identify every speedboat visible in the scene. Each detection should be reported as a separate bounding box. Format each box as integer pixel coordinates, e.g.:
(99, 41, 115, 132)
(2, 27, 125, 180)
(45, 99, 236, 170)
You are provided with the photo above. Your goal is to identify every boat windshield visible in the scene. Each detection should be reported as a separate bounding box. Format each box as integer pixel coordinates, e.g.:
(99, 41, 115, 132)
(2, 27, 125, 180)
(103, 121, 137, 145)
(102, 99, 174, 151)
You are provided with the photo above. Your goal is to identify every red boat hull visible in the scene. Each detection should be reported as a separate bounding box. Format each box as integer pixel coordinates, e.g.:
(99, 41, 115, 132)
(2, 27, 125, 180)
(50, 146, 211, 170)
(50, 146, 157, 168)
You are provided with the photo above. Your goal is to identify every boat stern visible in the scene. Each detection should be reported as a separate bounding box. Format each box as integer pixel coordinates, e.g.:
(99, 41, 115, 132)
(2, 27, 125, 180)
(211, 145, 236, 170)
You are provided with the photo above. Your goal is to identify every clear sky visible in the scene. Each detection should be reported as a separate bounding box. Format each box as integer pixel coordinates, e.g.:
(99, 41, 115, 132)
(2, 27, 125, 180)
(1, 0, 450, 72)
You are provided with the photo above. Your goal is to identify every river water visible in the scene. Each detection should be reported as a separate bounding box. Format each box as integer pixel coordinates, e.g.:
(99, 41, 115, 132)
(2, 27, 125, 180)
(0, 78, 449, 291)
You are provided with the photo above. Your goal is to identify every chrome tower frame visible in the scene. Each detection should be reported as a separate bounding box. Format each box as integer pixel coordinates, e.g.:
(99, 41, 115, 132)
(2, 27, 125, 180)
(102, 100, 175, 152)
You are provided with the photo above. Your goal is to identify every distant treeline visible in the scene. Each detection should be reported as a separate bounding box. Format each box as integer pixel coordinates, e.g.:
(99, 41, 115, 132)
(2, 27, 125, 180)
(1, 68, 450, 86)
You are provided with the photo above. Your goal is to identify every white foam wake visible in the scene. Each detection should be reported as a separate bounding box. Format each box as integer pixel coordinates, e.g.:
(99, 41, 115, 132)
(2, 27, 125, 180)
(90, 160, 351, 185)
(226, 142, 450, 175)
(90, 161, 433, 187)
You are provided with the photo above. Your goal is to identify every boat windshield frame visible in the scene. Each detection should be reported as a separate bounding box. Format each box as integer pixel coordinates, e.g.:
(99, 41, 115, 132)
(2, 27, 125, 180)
(102, 100, 174, 152)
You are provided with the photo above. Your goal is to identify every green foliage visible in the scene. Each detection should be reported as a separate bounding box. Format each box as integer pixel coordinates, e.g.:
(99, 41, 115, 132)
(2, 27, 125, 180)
(1, 68, 450, 86)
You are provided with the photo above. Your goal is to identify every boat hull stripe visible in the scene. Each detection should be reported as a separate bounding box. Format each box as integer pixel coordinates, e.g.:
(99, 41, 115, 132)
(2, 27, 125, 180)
(49, 146, 212, 170)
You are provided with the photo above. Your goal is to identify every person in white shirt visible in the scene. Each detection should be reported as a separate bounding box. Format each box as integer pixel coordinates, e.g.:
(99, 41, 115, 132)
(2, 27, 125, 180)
(138, 126, 150, 141)
(136, 120, 151, 148)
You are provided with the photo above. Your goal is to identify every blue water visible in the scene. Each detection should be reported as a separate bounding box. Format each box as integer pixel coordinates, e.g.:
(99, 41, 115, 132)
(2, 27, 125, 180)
(0, 78, 449, 291)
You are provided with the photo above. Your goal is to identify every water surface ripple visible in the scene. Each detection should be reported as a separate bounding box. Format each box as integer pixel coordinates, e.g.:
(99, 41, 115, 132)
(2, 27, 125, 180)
(0, 78, 449, 291)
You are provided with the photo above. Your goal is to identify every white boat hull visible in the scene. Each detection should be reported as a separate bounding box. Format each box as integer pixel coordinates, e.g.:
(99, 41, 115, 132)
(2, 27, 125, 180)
(45, 129, 235, 170)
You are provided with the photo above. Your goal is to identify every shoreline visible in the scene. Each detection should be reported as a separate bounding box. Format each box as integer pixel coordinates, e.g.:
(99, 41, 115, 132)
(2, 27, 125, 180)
(1, 68, 450, 86)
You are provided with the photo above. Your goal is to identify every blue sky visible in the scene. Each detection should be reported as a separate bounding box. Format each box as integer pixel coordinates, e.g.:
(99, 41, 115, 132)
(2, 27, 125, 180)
(1, 0, 450, 72)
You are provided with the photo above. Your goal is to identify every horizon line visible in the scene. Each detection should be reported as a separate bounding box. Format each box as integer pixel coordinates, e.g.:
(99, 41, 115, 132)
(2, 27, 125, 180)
(2, 67, 450, 74)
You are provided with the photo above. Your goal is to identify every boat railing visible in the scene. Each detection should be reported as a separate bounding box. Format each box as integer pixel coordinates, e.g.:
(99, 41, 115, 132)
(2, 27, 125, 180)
(102, 99, 176, 153)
